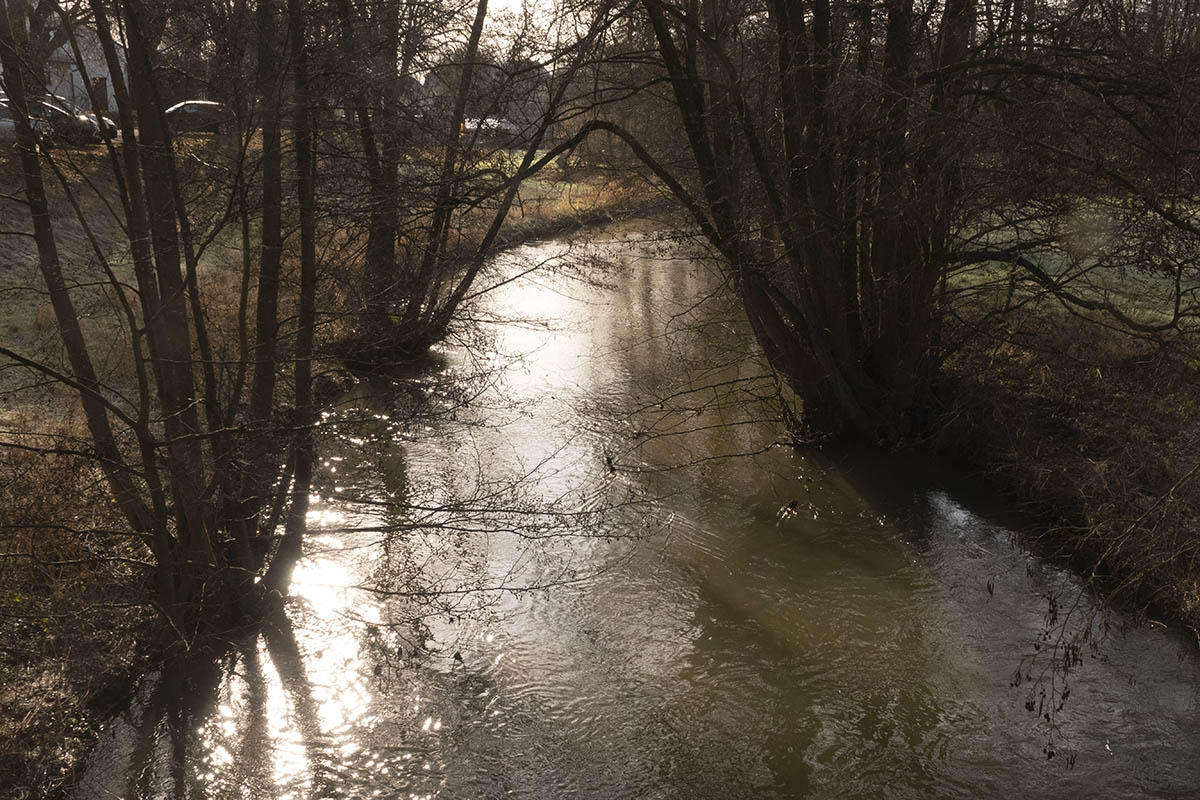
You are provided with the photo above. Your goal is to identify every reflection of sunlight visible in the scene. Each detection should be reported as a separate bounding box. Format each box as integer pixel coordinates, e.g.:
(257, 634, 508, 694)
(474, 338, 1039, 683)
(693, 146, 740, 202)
(307, 534, 344, 550)
(289, 557, 375, 731)
(491, 266, 593, 398)
(190, 524, 391, 798)
(290, 556, 355, 611)
(306, 501, 348, 527)
(263, 640, 310, 796)
(495, 270, 575, 321)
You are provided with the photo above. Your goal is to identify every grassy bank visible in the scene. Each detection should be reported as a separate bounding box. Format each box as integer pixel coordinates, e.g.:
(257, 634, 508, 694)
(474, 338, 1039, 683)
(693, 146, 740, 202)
(0, 435, 158, 798)
(934, 305, 1200, 636)
(0, 146, 148, 797)
(457, 162, 666, 254)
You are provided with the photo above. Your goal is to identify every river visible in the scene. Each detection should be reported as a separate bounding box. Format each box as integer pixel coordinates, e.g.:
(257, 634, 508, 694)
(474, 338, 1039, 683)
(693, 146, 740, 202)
(76, 234, 1200, 799)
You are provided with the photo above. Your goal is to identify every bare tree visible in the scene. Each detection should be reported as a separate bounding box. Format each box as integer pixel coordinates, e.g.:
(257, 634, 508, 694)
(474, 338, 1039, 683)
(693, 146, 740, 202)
(323, 0, 627, 365)
(0, 0, 319, 633)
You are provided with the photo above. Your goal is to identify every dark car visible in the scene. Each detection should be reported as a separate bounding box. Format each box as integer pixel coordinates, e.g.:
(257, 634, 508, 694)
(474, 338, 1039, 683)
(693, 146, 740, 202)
(35, 100, 103, 145)
(49, 94, 118, 140)
(0, 96, 100, 145)
(165, 100, 234, 135)
(0, 102, 50, 142)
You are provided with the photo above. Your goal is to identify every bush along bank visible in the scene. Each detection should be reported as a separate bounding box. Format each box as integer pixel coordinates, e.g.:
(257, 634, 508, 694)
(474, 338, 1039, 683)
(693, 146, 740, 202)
(331, 167, 669, 371)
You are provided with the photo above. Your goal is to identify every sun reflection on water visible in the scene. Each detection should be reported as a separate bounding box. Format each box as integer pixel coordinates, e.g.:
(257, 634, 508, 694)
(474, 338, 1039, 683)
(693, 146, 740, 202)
(185, 514, 440, 799)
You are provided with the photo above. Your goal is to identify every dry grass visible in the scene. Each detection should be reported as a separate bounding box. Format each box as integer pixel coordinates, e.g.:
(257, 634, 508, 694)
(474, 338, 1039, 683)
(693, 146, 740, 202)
(0, 149, 138, 398)
(446, 161, 652, 248)
(0, 422, 157, 799)
(935, 308, 1200, 632)
(0, 146, 195, 800)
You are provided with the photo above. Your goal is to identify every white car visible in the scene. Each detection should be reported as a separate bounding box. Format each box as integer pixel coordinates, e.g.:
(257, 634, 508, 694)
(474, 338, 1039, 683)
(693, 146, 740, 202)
(165, 100, 234, 135)
(463, 117, 523, 143)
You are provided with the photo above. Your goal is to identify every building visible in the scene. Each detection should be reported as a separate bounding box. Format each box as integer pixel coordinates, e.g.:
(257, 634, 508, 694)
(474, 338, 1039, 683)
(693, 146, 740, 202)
(44, 25, 125, 113)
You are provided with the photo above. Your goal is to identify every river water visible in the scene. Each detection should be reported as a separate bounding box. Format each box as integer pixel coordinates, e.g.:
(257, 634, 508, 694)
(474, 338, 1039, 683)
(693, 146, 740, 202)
(77, 235, 1200, 799)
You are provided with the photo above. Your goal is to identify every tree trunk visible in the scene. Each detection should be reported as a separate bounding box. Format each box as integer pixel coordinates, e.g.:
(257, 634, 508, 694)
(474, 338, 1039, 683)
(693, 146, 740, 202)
(240, 0, 286, 554)
(264, 0, 318, 594)
(403, 0, 489, 324)
(120, 0, 215, 567)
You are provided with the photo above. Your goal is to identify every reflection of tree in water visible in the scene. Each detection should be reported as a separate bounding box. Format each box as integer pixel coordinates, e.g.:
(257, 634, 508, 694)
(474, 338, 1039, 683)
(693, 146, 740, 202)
(322, 374, 656, 653)
(674, 544, 953, 798)
(261, 607, 335, 797)
(82, 360, 641, 798)
(80, 643, 224, 798)
(233, 641, 273, 798)
(81, 605, 452, 799)
(674, 577, 818, 798)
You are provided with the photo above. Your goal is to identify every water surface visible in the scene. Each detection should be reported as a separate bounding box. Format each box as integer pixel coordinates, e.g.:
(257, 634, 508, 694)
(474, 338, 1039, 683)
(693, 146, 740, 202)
(77, 235, 1200, 799)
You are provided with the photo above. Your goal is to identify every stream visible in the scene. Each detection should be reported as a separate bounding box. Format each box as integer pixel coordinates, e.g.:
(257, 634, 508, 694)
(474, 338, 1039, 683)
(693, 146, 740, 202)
(76, 234, 1200, 799)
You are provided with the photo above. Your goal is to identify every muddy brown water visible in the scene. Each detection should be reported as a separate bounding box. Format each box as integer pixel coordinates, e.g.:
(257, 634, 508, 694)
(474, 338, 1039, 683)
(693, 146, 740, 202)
(76, 236, 1200, 799)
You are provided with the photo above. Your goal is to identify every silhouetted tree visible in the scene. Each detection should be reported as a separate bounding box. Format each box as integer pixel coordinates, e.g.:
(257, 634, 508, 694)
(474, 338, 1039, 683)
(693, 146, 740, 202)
(560, 0, 1200, 442)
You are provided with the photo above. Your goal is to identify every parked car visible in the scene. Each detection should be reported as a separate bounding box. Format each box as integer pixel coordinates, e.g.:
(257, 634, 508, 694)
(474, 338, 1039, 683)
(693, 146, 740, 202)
(0, 97, 97, 145)
(34, 100, 102, 145)
(463, 117, 524, 144)
(165, 100, 234, 135)
(48, 94, 118, 140)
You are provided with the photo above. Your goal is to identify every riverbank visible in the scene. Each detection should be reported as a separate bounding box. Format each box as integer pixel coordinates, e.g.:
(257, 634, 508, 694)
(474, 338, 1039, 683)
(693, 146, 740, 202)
(934, 308, 1200, 638)
(0, 438, 159, 798)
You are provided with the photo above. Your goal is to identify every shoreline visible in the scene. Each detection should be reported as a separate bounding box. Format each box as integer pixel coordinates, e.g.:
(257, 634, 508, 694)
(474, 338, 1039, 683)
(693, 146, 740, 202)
(931, 317, 1200, 642)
